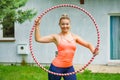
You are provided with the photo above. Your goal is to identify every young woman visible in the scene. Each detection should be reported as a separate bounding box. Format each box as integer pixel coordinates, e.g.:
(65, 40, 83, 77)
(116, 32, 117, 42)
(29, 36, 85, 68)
(35, 14, 98, 80)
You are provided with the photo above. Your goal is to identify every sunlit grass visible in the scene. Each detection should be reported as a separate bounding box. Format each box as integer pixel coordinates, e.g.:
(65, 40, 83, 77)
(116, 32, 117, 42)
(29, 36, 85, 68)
(0, 65, 119, 80)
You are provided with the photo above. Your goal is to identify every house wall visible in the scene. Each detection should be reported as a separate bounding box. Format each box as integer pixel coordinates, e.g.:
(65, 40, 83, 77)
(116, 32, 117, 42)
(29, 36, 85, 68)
(0, 0, 120, 65)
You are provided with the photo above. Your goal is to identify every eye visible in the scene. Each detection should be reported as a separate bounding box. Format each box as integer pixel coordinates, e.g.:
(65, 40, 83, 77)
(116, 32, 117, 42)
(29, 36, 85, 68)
(66, 23, 69, 25)
(61, 23, 69, 26)
(61, 23, 65, 25)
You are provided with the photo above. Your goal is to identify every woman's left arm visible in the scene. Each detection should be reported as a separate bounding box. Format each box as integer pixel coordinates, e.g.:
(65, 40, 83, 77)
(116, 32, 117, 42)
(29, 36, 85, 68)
(75, 34, 98, 55)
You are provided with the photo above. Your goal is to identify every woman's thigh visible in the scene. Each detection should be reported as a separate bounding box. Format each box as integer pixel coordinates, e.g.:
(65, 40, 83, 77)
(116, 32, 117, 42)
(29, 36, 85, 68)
(48, 64, 64, 80)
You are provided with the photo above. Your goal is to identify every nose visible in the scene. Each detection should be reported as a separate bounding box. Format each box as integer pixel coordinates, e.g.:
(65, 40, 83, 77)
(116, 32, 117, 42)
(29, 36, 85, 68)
(64, 24, 67, 27)
(64, 23, 69, 27)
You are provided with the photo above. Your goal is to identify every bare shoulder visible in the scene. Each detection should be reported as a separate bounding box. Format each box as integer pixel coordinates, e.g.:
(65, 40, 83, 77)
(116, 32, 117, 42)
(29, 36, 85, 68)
(50, 33, 60, 45)
(51, 34, 60, 43)
(71, 33, 79, 39)
(71, 33, 84, 42)
(50, 34, 59, 38)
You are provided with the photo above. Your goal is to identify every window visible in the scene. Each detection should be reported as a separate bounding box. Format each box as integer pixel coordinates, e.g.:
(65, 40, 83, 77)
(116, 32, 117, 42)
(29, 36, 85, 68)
(3, 22, 14, 38)
(0, 15, 15, 42)
(110, 16, 120, 60)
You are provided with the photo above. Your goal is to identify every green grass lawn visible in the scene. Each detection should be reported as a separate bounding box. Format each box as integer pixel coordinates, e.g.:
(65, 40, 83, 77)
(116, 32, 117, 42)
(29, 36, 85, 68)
(0, 65, 120, 80)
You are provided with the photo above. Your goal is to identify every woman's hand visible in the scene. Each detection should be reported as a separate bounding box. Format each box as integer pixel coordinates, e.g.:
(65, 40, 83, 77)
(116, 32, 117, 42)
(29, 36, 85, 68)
(35, 18, 41, 27)
(93, 48, 99, 56)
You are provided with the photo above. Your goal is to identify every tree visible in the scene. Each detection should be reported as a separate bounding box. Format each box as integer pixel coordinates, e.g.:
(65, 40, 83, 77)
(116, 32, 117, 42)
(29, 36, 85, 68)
(0, 0, 37, 37)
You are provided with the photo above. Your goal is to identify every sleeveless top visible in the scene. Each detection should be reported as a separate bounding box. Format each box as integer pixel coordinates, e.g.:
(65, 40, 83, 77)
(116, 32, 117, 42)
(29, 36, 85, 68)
(52, 33, 76, 68)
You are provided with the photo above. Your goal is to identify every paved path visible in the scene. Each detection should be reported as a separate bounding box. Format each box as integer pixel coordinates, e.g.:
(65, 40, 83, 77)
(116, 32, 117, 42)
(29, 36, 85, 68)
(74, 65, 120, 73)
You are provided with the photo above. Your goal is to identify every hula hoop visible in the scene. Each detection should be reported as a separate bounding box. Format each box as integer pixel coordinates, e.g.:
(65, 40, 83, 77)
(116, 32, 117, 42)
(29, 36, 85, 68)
(29, 4, 100, 76)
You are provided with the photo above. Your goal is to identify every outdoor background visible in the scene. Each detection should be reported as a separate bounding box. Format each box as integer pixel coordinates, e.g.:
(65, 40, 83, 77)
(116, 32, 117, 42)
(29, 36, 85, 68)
(0, 0, 120, 80)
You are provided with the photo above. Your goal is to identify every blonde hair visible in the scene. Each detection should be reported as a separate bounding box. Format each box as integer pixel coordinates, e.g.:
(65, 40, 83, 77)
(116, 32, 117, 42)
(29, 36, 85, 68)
(59, 14, 71, 24)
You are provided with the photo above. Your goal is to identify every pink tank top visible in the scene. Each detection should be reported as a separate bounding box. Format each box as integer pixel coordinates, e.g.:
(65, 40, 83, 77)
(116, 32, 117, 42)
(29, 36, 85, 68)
(52, 34, 76, 68)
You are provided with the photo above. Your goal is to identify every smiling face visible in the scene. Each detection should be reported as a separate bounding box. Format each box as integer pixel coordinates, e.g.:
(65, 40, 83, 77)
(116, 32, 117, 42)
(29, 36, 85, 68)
(59, 19, 71, 33)
(59, 14, 71, 33)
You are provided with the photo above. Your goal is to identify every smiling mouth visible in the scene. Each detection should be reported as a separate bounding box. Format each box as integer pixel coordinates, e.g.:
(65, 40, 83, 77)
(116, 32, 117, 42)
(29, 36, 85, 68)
(62, 27, 69, 29)
(62, 28, 69, 31)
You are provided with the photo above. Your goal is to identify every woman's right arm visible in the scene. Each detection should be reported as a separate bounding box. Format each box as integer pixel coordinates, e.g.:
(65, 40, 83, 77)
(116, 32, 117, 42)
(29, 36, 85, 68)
(35, 18, 41, 42)
(34, 18, 56, 43)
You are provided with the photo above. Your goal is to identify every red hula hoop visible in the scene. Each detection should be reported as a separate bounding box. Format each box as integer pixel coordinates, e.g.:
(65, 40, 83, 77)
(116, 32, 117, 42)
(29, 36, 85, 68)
(29, 4, 100, 76)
